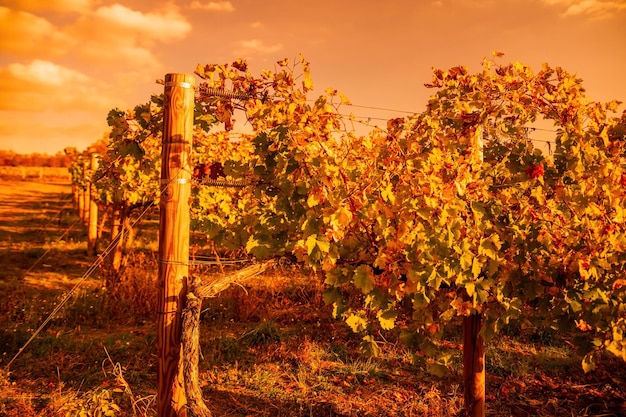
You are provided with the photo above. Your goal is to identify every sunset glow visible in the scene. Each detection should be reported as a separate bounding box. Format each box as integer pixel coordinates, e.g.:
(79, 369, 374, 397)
(0, 0, 624, 154)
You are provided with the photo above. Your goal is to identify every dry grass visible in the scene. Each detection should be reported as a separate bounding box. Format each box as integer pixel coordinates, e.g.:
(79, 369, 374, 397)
(1, 179, 625, 417)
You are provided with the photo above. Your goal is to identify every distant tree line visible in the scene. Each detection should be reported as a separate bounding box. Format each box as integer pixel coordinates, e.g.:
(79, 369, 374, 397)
(0, 150, 75, 168)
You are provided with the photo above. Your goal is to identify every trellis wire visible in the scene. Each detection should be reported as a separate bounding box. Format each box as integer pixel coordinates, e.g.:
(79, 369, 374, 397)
(200, 178, 253, 188)
(4, 172, 183, 371)
(200, 86, 251, 101)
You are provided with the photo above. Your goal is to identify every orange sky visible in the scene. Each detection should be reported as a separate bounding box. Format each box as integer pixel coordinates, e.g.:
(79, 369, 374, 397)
(0, 0, 625, 155)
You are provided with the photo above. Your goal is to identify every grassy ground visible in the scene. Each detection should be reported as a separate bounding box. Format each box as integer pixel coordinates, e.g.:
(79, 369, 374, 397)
(0, 178, 625, 417)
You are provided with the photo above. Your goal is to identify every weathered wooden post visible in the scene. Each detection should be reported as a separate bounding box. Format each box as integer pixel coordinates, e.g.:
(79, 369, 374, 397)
(87, 152, 99, 256)
(81, 159, 90, 227)
(157, 73, 194, 417)
(463, 126, 485, 417)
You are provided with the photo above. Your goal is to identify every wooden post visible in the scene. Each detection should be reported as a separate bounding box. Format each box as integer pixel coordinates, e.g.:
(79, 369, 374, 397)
(77, 185, 85, 223)
(110, 201, 124, 274)
(87, 153, 99, 256)
(157, 73, 194, 417)
(77, 159, 85, 222)
(463, 125, 486, 417)
(82, 161, 90, 227)
(463, 313, 485, 417)
(72, 182, 78, 209)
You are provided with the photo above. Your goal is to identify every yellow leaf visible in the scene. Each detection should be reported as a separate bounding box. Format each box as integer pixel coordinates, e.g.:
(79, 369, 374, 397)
(472, 257, 482, 279)
(331, 207, 352, 227)
(466, 282, 476, 297)
(339, 92, 351, 104)
(306, 234, 330, 255)
(307, 185, 326, 207)
(460, 251, 473, 271)
(306, 234, 318, 255)
(346, 313, 368, 332)
(478, 234, 501, 260)
(381, 182, 395, 204)
(377, 309, 397, 330)
(302, 62, 313, 91)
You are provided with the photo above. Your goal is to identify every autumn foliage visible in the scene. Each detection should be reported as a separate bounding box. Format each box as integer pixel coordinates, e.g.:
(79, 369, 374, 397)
(192, 54, 626, 373)
(80, 53, 626, 376)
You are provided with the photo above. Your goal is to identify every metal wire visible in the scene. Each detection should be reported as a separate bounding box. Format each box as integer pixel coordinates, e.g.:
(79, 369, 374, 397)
(201, 179, 252, 188)
(202, 87, 251, 100)
(190, 257, 249, 266)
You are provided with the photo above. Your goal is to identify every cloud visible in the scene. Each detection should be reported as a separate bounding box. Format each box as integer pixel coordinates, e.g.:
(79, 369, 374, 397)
(541, 0, 626, 18)
(0, 7, 73, 56)
(234, 39, 283, 56)
(63, 4, 192, 68)
(6, 60, 90, 85)
(81, 42, 161, 69)
(189, 1, 236, 12)
(0, 60, 115, 112)
(3, 0, 93, 13)
(90, 4, 191, 43)
(1, 3, 192, 68)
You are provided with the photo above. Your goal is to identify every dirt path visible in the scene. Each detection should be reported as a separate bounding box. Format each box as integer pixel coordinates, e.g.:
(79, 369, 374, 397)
(0, 180, 94, 290)
(0, 180, 73, 241)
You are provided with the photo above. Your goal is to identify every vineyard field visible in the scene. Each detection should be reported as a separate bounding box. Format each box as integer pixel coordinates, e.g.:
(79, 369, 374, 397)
(0, 179, 624, 416)
(0, 166, 71, 182)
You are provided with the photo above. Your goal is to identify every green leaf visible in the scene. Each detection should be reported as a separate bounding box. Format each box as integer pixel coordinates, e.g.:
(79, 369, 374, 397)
(325, 267, 351, 285)
(476, 287, 490, 303)
(195, 112, 218, 129)
(413, 292, 431, 309)
(420, 339, 439, 357)
(470, 201, 487, 221)
(322, 287, 341, 305)
(354, 265, 375, 294)
(427, 362, 448, 377)
(478, 234, 501, 260)
(118, 140, 144, 160)
(332, 301, 348, 319)
(377, 309, 397, 330)
(360, 335, 380, 356)
(245, 237, 273, 259)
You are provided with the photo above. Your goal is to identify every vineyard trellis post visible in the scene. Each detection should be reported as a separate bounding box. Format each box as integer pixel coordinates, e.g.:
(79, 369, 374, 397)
(77, 161, 86, 224)
(463, 127, 485, 417)
(87, 152, 99, 256)
(81, 159, 90, 227)
(463, 313, 485, 416)
(110, 201, 125, 273)
(157, 73, 195, 417)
